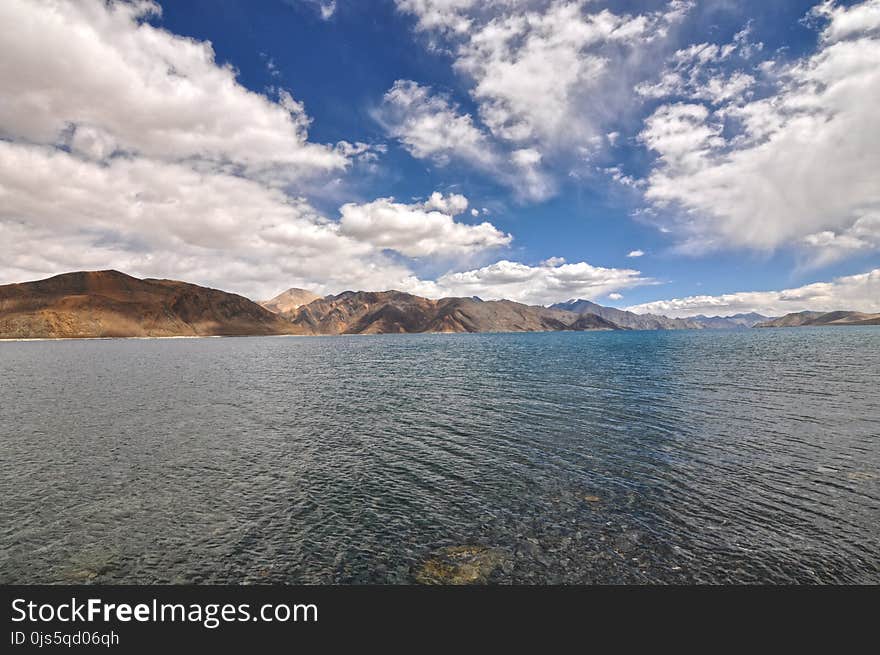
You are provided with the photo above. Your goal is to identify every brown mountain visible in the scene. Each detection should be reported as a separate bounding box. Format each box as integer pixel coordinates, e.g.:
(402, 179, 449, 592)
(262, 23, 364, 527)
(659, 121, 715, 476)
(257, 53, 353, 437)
(552, 298, 704, 329)
(756, 310, 880, 327)
(283, 290, 620, 334)
(260, 287, 321, 314)
(0, 270, 301, 339)
(551, 299, 770, 329)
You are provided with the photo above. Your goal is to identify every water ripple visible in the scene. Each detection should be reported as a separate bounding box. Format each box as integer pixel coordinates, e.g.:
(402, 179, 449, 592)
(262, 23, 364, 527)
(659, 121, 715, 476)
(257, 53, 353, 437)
(0, 328, 878, 584)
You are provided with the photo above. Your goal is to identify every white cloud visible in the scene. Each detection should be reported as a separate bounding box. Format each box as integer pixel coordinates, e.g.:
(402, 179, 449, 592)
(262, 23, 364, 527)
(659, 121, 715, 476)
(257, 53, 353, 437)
(626, 268, 880, 317)
(0, 0, 468, 300)
(810, 0, 880, 42)
(0, 140, 420, 298)
(0, 138, 522, 298)
(285, 0, 337, 20)
(0, 0, 350, 181)
(377, 79, 554, 199)
(317, 1, 337, 20)
(802, 214, 880, 265)
(636, 25, 762, 105)
(627, 250, 645, 258)
(638, 0, 880, 264)
(451, 1, 688, 148)
(378, 80, 495, 167)
(429, 258, 653, 305)
(0, 0, 643, 307)
(396, 0, 476, 34)
(638, 69, 755, 105)
(0, 135, 655, 305)
(604, 166, 641, 188)
(640, 103, 724, 172)
(337, 194, 511, 258)
(422, 191, 469, 215)
(607, 292, 623, 300)
(391, 0, 693, 198)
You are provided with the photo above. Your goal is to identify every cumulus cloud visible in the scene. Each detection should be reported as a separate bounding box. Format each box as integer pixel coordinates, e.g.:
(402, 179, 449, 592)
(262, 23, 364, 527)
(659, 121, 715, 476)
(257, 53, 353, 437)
(337, 193, 511, 258)
(638, 0, 880, 264)
(0, 0, 651, 307)
(0, 0, 385, 300)
(627, 250, 645, 258)
(452, 1, 682, 147)
(315, 1, 337, 20)
(395, 0, 477, 34)
(376, 80, 554, 200)
(377, 80, 496, 167)
(423, 191, 469, 215)
(809, 0, 880, 42)
(0, 0, 514, 300)
(636, 24, 762, 105)
(428, 258, 653, 306)
(0, 0, 353, 182)
(802, 215, 880, 266)
(625, 268, 880, 317)
(0, 138, 523, 299)
(0, 140, 419, 299)
(390, 1, 692, 198)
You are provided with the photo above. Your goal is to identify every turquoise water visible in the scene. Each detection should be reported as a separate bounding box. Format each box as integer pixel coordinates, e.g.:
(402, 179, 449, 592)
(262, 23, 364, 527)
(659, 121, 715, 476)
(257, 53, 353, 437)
(0, 328, 878, 584)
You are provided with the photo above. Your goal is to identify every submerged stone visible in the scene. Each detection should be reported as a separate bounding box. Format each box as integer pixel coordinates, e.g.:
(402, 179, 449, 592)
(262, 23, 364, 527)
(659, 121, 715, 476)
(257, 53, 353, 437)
(59, 549, 119, 583)
(414, 546, 509, 585)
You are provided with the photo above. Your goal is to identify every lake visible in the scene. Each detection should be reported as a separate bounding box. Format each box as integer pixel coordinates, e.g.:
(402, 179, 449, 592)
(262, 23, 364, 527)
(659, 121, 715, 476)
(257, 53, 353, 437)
(1, 328, 878, 584)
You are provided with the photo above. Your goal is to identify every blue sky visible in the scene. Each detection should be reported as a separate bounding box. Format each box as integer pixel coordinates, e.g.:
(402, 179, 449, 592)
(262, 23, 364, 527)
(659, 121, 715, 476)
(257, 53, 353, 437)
(1, 0, 878, 316)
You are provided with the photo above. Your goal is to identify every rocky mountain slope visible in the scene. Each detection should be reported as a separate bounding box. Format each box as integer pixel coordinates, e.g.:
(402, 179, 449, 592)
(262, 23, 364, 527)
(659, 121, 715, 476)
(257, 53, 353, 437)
(259, 287, 321, 314)
(757, 311, 880, 327)
(0, 270, 300, 338)
(551, 299, 700, 329)
(686, 312, 770, 328)
(282, 291, 619, 334)
(551, 299, 769, 329)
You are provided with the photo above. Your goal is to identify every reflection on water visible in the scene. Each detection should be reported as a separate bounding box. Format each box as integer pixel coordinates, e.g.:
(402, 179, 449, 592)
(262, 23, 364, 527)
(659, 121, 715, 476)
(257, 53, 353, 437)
(0, 328, 878, 584)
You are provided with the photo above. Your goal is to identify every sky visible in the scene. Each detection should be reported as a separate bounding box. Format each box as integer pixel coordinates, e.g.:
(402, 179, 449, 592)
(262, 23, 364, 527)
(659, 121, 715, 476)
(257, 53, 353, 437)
(1, 0, 879, 317)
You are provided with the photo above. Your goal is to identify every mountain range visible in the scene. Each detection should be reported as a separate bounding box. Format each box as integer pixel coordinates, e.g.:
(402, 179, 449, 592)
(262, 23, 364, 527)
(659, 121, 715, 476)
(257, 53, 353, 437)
(756, 311, 880, 327)
(0, 270, 874, 339)
(550, 299, 769, 329)
(283, 290, 618, 335)
(0, 273, 618, 339)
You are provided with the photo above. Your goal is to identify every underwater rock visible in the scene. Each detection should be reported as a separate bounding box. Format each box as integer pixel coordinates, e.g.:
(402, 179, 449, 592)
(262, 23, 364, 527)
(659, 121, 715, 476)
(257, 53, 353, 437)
(59, 549, 119, 583)
(414, 546, 509, 585)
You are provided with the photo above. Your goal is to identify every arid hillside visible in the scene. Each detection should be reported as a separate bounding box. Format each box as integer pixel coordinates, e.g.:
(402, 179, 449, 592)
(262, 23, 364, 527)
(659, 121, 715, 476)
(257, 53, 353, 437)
(283, 290, 620, 334)
(0, 270, 301, 338)
(259, 287, 322, 314)
(756, 311, 880, 327)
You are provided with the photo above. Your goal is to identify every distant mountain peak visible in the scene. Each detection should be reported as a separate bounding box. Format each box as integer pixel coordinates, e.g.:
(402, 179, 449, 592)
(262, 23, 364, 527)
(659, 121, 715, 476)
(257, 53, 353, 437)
(259, 287, 321, 314)
(550, 299, 769, 329)
(757, 310, 880, 327)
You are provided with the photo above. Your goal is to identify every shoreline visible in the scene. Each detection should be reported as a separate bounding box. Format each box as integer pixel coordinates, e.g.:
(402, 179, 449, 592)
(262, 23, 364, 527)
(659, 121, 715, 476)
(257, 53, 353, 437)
(2, 335, 214, 341)
(2, 324, 878, 342)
